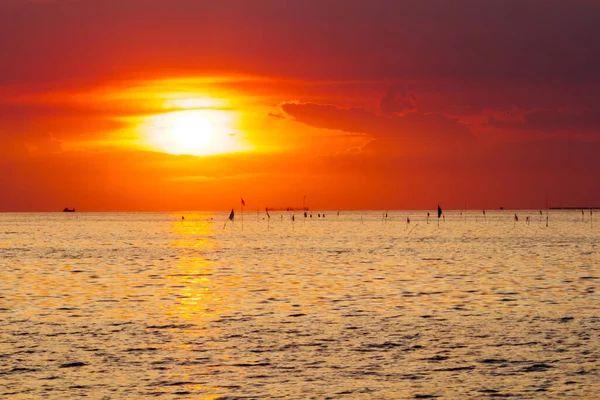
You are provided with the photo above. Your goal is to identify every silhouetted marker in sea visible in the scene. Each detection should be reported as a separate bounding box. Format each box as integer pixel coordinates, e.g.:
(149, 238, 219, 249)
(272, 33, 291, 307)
(427, 212, 430, 224)
(545, 192, 549, 227)
(437, 205, 442, 227)
(407, 223, 419, 236)
(223, 208, 235, 229)
(240, 197, 245, 230)
(265, 207, 271, 230)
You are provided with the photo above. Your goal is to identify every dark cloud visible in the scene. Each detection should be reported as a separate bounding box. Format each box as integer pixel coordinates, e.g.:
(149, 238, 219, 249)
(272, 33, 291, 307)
(488, 107, 600, 136)
(380, 86, 416, 115)
(280, 102, 474, 151)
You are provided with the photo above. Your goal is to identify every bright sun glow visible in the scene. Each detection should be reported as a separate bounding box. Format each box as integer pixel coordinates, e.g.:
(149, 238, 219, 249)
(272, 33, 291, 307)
(165, 111, 212, 154)
(141, 108, 246, 156)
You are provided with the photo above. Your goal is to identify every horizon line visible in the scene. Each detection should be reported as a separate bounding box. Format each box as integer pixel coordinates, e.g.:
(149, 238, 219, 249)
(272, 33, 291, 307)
(1, 207, 598, 213)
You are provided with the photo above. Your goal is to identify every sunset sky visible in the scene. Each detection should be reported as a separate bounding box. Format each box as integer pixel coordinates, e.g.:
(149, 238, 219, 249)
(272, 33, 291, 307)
(1, 0, 599, 211)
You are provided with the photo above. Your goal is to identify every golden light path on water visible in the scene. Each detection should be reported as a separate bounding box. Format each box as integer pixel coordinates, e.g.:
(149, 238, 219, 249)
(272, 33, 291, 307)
(0, 211, 598, 398)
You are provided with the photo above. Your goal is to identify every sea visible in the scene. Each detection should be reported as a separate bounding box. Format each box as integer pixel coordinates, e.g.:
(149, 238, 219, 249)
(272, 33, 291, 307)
(0, 210, 598, 399)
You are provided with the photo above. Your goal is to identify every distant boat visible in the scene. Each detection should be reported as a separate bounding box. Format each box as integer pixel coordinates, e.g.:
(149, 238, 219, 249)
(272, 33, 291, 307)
(63, 208, 75, 212)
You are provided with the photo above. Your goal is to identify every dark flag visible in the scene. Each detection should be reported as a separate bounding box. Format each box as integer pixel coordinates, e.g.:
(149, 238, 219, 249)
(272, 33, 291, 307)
(241, 198, 245, 206)
(223, 208, 235, 229)
(437, 205, 442, 219)
(265, 207, 271, 219)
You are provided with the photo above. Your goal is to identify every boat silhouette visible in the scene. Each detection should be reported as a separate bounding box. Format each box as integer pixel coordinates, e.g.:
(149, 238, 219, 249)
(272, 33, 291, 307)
(63, 208, 75, 212)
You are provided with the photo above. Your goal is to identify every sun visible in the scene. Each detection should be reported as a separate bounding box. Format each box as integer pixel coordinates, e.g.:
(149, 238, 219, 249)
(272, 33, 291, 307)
(141, 109, 247, 156)
(145, 110, 213, 155)
(167, 111, 213, 154)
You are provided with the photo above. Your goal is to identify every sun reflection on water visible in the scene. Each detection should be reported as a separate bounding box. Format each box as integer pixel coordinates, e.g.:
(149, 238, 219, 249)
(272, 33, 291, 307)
(164, 219, 225, 323)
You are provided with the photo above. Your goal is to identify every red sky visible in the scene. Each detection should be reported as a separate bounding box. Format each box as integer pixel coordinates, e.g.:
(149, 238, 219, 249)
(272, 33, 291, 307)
(1, 0, 599, 211)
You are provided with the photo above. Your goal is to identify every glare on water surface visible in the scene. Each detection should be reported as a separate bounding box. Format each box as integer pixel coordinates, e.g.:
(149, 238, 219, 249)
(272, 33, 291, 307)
(0, 211, 598, 398)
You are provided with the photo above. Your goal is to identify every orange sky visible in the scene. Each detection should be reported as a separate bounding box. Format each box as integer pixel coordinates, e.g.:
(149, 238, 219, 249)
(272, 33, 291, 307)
(1, 0, 599, 211)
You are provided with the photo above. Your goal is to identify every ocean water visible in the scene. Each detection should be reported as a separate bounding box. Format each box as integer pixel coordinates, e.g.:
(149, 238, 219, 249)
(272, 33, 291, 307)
(0, 210, 598, 399)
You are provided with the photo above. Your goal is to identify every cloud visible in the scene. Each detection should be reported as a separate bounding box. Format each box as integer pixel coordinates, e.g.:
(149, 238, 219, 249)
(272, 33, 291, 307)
(267, 112, 285, 119)
(380, 86, 416, 114)
(488, 107, 600, 136)
(280, 101, 475, 152)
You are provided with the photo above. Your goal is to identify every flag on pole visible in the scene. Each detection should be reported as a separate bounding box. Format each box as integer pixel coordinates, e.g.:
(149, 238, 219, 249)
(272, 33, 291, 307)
(223, 208, 235, 230)
(240, 198, 245, 230)
(265, 207, 270, 219)
(437, 205, 443, 219)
